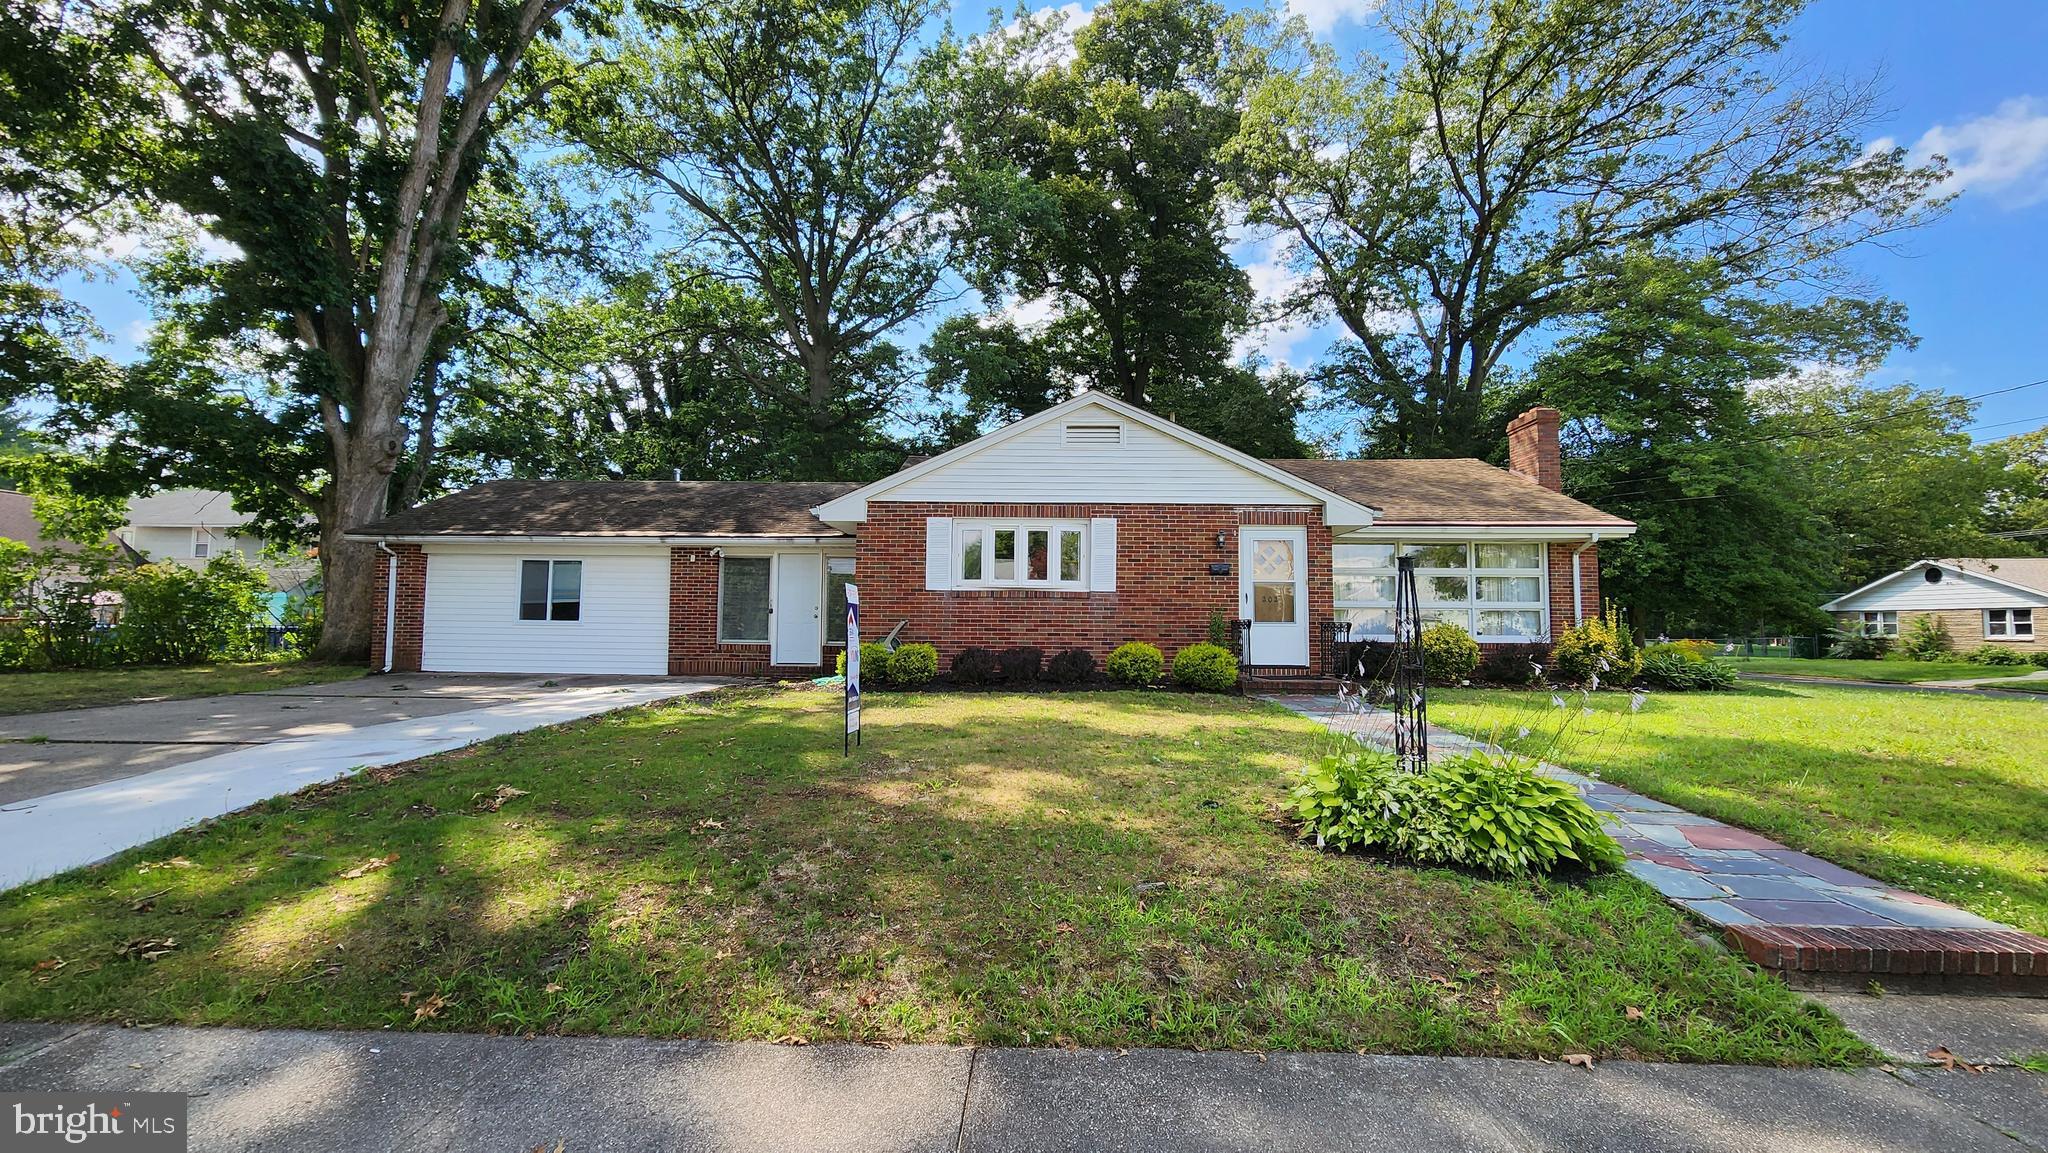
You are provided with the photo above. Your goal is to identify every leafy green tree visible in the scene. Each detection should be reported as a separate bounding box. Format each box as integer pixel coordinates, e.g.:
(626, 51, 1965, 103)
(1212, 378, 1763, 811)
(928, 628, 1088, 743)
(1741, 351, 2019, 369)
(1987, 428, 2048, 548)
(6, 0, 595, 658)
(948, 0, 1304, 454)
(1529, 255, 1900, 633)
(443, 260, 907, 482)
(1760, 379, 2014, 588)
(559, 0, 954, 476)
(1233, 0, 1948, 456)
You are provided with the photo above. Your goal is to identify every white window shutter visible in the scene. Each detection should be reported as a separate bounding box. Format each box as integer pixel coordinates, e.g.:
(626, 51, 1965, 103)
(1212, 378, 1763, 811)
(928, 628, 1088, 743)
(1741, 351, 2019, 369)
(924, 517, 953, 591)
(1089, 517, 1117, 592)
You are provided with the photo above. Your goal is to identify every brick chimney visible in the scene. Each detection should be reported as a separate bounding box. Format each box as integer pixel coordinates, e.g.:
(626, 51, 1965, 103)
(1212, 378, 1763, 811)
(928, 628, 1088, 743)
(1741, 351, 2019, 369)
(1506, 406, 1562, 492)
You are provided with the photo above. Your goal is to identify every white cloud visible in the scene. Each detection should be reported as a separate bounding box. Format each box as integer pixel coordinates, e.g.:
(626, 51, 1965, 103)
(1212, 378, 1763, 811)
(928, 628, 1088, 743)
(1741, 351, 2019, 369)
(999, 292, 1061, 330)
(1284, 0, 1381, 36)
(1230, 230, 1326, 368)
(996, 3, 1096, 68)
(1887, 97, 2048, 209)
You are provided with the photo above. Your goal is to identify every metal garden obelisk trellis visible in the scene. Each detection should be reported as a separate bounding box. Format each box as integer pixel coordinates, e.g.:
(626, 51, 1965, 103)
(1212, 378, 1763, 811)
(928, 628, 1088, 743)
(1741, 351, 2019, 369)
(1390, 554, 1429, 771)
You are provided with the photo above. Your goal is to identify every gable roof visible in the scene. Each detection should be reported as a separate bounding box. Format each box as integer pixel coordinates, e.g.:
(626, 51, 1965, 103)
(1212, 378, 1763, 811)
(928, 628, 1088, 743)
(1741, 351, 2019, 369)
(1268, 459, 1633, 527)
(1, 489, 142, 560)
(1822, 557, 2048, 610)
(125, 488, 249, 528)
(346, 480, 859, 541)
(812, 391, 1381, 526)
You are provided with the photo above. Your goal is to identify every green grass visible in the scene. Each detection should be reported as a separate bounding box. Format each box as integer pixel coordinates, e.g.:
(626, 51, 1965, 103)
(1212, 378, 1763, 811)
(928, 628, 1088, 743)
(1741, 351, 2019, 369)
(1428, 684, 2048, 935)
(0, 687, 1866, 1064)
(0, 660, 365, 716)
(1725, 656, 2037, 683)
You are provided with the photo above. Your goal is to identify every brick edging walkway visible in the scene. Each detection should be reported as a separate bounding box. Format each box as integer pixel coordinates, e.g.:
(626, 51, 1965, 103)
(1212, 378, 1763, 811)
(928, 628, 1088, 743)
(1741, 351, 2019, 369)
(1260, 693, 2048, 989)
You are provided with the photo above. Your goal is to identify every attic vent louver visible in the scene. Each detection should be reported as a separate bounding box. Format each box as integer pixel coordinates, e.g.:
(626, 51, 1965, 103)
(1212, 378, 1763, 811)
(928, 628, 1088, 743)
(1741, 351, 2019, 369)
(1064, 422, 1122, 447)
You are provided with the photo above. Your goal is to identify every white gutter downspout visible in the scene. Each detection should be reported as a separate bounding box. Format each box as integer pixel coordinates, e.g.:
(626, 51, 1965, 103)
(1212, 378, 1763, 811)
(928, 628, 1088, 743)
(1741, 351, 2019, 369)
(1572, 533, 1602, 624)
(376, 541, 398, 674)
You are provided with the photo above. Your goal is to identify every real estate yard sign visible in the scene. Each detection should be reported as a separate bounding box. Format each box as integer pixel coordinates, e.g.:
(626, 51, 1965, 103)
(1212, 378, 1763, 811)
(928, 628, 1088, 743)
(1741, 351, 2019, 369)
(844, 583, 860, 754)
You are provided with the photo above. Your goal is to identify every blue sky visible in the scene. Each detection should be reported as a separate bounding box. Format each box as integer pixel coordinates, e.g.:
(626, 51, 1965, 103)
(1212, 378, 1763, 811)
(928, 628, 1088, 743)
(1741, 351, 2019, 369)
(59, 0, 2048, 442)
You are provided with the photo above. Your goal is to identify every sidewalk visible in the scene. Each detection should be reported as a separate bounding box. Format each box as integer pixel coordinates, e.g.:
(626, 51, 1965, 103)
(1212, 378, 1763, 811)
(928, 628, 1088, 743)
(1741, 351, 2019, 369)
(1259, 692, 2048, 988)
(1, 1022, 2041, 1152)
(1740, 672, 2048, 700)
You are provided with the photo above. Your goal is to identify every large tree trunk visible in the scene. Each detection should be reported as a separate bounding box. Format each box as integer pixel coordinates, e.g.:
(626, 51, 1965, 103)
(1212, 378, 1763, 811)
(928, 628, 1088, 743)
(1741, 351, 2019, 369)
(312, 439, 402, 661)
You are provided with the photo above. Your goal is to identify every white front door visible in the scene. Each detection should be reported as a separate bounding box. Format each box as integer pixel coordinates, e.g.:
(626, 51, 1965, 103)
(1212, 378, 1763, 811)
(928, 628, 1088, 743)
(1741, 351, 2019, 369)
(1240, 526, 1309, 668)
(772, 553, 824, 667)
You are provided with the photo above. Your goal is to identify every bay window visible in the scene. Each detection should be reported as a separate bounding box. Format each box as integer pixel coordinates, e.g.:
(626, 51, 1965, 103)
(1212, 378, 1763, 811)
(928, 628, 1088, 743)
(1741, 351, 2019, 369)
(957, 521, 1086, 589)
(1333, 541, 1547, 641)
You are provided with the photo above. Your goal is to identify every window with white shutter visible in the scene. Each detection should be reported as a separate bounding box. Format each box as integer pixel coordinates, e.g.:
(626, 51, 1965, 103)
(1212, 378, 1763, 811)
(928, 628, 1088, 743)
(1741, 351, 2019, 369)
(924, 517, 953, 591)
(1088, 517, 1117, 592)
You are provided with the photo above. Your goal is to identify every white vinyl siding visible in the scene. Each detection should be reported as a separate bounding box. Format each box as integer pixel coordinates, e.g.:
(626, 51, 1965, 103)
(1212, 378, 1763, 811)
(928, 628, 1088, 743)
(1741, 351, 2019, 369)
(882, 409, 1311, 506)
(1832, 566, 2046, 612)
(420, 545, 669, 674)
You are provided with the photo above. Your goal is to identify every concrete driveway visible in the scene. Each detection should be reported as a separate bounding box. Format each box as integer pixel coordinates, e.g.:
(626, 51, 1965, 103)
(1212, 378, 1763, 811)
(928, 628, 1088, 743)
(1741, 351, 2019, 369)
(0, 674, 677, 805)
(0, 674, 727, 888)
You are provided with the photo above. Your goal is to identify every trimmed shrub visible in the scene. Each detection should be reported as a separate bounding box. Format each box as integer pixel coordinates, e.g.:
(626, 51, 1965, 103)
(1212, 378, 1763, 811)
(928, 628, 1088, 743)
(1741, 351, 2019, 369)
(1170, 642, 1238, 691)
(1106, 641, 1163, 686)
(951, 645, 1000, 685)
(1289, 747, 1623, 875)
(1639, 643, 1738, 691)
(1474, 642, 1549, 686)
(113, 556, 271, 665)
(1419, 620, 1480, 686)
(891, 642, 939, 684)
(1044, 647, 1097, 684)
(1550, 605, 1641, 686)
(2028, 651, 2048, 669)
(1337, 639, 1399, 680)
(997, 645, 1043, 683)
(1966, 645, 2029, 667)
(1899, 614, 1953, 661)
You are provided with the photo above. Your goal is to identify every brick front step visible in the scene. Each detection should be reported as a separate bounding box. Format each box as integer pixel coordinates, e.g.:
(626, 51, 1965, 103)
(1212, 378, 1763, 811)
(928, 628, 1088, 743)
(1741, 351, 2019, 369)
(1726, 925, 2048, 992)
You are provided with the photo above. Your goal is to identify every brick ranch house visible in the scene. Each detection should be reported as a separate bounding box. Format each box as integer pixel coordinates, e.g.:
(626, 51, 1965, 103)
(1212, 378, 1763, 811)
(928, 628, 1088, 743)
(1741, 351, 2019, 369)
(1822, 557, 2047, 654)
(349, 391, 1635, 677)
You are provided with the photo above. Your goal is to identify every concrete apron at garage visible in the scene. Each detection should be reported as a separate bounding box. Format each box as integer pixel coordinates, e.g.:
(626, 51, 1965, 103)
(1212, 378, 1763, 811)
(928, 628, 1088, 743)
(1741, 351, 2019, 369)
(0, 675, 727, 890)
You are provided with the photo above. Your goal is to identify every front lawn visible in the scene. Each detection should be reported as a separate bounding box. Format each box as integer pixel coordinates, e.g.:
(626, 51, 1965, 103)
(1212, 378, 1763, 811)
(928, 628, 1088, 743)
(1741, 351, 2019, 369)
(1725, 656, 2036, 683)
(1430, 684, 2048, 935)
(0, 687, 1864, 1064)
(0, 660, 366, 716)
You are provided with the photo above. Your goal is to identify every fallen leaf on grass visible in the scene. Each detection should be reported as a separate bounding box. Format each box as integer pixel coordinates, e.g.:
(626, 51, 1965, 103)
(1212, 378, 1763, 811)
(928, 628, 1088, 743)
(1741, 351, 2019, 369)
(856, 991, 878, 1008)
(690, 818, 726, 834)
(1562, 1054, 1595, 1069)
(1624, 1006, 1644, 1021)
(136, 857, 193, 874)
(117, 938, 178, 962)
(31, 958, 66, 975)
(1926, 1047, 1986, 1074)
(544, 983, 564, 995)
(341, 854, 399, 879)
(412, 993, 447, 1022)
(475, 785, 530, 812)
(773, 1035, 809, 1047)
(1054, 921, 1074, 934)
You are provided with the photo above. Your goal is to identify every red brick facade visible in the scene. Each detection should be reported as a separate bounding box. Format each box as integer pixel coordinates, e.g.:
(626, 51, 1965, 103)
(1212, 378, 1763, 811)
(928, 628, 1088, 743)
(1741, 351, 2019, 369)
(372, 520, 1604, 677)
(666, 547, 842, 677)
(1547, 540, 1600, 634)
(368, 542, 426, 673)
(854, 502, 1336, 671)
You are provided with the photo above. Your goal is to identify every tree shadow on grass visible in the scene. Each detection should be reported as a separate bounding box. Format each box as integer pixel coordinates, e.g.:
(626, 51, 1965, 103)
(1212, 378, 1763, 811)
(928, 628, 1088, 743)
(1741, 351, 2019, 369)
(0, 686, 1866, 1064)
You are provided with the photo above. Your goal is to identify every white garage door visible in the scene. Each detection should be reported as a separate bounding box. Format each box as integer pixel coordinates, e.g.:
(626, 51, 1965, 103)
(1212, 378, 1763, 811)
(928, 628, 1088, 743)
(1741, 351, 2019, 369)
(420, 545, 670, 674)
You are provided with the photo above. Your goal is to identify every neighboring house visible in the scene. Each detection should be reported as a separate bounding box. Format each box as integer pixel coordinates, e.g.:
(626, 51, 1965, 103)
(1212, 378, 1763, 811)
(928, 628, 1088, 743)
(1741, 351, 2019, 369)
(0, 488, 140, 621)
(1822, 558, 2048, 654)
(347, 392, 1635, 676)
(121, 489, 315, 598)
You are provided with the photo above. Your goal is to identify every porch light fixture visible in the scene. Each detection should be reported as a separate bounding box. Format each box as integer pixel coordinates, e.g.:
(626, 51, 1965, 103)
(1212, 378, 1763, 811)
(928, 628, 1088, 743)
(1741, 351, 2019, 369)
(1214, 530, 1228, 551)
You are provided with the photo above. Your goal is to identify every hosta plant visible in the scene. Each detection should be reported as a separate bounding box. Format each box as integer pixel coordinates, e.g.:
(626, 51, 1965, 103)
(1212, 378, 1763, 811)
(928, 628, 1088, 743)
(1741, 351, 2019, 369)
(1290, 747, 1623, 876)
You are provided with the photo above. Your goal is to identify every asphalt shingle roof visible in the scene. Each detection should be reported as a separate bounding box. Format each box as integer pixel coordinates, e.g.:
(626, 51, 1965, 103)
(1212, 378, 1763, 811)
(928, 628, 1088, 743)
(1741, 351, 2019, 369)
(347, 480, 860, 539)
(1266, 458, 1633, 526)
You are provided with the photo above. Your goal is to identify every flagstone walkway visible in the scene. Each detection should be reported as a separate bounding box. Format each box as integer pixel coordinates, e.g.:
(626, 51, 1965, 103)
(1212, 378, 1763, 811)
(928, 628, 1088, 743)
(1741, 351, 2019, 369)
(1259, 692, 2048, 989)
